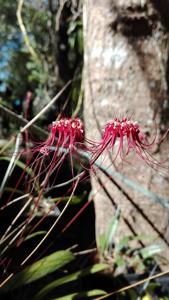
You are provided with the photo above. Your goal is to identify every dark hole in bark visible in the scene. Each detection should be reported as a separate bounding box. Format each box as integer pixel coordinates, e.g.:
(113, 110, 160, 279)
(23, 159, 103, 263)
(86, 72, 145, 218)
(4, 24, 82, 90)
(118, 16, 152, 37)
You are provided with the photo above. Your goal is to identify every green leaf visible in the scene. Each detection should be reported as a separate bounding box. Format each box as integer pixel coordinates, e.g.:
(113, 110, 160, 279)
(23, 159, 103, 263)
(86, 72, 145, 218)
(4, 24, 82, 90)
(52, 196, 81, 205)
(116, 234, 157, 254)
(140, 244, 164, 259)
(33, 263, 108, 300)
(52, 289, 107, 300)
(0, 222, 25, 253)
(1, 250, 75, 293)
(24, 231, 47, 241)
(98, 208, 120, 254)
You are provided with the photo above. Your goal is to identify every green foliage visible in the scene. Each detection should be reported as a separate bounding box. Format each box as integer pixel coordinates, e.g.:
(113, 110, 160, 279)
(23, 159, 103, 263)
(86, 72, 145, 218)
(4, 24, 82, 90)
(114, 236, 164, 274)
(24, 231, 47, 241)
(98, 210, 164, 275)
(33, 263, 108, 300)
(139, 244, 164, 260)
(52, 195, 81, 205)
(98, 207, 120, 256)
(0, 249, 108, 300)
(2, 1, 50, 99)
(1, 0, 83, 118)
(0, 0, 18, 42)
(26, 59, 48, 86)
(51, 289, 107, 300)
(0, 250, 75, 293)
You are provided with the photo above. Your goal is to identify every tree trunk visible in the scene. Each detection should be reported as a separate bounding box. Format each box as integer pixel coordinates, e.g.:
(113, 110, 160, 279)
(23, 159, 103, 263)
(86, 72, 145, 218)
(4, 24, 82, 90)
(83, 0, 169, 266)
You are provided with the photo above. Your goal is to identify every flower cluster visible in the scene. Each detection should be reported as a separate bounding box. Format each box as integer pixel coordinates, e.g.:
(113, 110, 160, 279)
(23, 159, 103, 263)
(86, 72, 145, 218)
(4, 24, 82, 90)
(94, 118, 142, 152)
(91, 117, 159, 167)
(39, 117, 84, 156)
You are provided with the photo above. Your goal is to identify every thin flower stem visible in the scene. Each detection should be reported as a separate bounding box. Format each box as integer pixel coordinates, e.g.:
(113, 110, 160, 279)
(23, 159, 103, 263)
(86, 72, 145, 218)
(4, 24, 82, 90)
(1, 225, 27, 257)
(20, 176, 81, 266)
(90, 137, 112, 165)
(0, 193, 29, 211)
(0, 197, 33, 242)
(0, 213, 35, 257)
(0, 215, 36, 287)
(45, 171, 84, 193)
(0, 221, 26, 247)
(20, 81, 71, 133)
(0, 274, 13, 289)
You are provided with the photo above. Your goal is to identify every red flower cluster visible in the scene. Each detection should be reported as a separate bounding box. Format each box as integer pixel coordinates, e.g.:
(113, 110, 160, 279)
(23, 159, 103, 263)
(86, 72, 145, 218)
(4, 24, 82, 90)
(39, 118, 84, 156)
(90, 117, 162, 168)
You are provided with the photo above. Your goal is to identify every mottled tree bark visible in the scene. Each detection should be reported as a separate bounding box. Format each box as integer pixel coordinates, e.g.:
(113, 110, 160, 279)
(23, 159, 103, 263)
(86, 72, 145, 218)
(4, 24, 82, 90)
(83, 0, 169, 265)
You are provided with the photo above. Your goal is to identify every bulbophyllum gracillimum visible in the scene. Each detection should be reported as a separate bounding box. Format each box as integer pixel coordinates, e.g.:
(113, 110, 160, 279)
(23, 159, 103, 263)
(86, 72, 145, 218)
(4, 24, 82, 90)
(39, 117, 84, 155)
(90, 117, 164, 169)
(31, 117, 85, 186)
